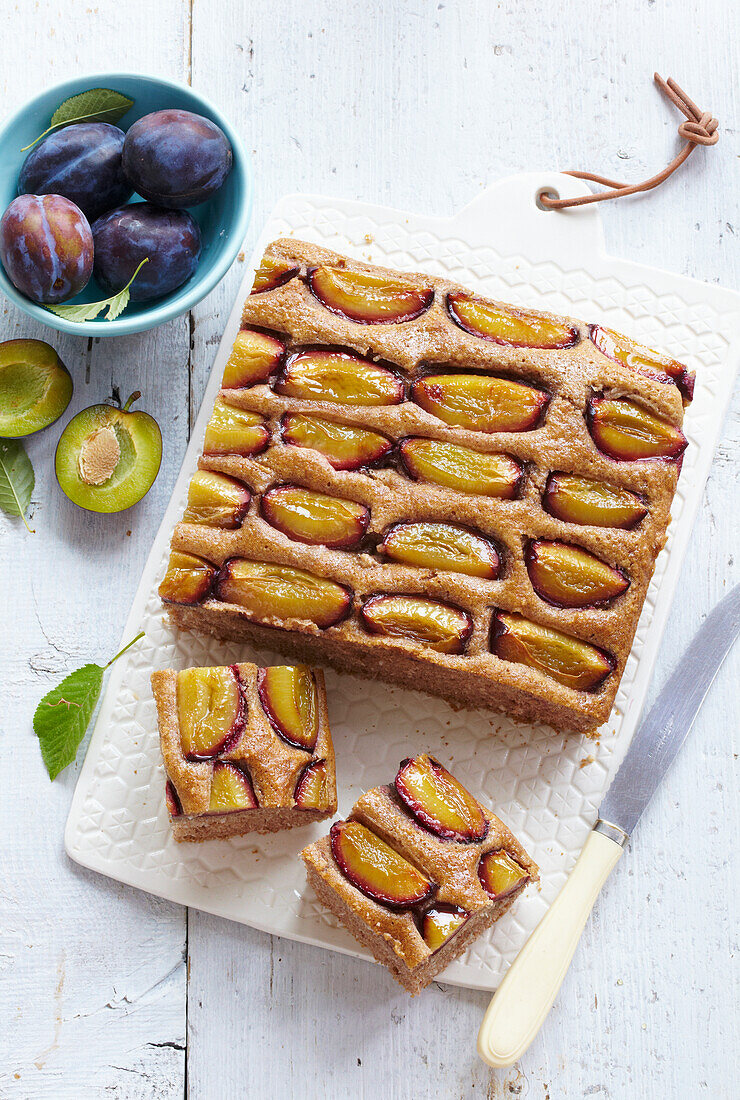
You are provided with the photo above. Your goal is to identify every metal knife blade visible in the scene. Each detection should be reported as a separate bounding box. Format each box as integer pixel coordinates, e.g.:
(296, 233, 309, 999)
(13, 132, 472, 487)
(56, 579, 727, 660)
(598, 584, 740, 838)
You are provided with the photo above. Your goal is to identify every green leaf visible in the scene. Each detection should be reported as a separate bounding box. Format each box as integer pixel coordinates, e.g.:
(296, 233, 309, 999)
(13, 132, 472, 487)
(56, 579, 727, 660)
(21, 88, 134, 151)
(45, 257, 149, 324)
(34, 632, 144, 780)
(0, 438, 35, 532)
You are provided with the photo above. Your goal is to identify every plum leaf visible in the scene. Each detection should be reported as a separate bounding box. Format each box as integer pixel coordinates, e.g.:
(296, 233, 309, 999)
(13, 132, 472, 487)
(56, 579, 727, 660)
(34, 632, 144, 779)
(21, 88, 134, 151)
(0, 438, 35, 532)
(45, 257, 149, 323)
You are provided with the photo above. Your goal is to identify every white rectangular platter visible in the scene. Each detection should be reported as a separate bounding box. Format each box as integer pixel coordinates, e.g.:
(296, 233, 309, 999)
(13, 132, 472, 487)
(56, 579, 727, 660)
(65, 173, 740, 991)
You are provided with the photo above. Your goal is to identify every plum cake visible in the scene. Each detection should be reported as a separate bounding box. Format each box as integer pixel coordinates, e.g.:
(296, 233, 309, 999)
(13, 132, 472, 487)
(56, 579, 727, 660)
(159, 238, 693, 735)
(152, 661, 336, 841)
(302, 753, 537, 994)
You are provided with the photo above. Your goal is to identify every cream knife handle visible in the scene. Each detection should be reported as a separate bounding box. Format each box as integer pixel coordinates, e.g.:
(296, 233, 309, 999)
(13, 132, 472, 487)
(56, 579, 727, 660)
(477, 825, 626, 1068)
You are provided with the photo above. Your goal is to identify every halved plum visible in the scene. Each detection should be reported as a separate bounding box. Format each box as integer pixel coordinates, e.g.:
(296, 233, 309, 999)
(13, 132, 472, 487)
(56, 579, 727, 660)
(159, 550, 217, 605)
(421, 905, 469, 951)
(526, 540, 629, 608)
(250, 256, 299, 294)
(165, 779, 182, 817)
(380, 522, 500, 579)
(177, 664, 245, 760)
(330, 820, 435, 908)
(258, 664, 319, 751)
(399, 437, 523, 498)
(587, 397, 686, 462)
(478, 849, 530, 900)
(491, 611, 615, 692)
(277, 349, 405, 406)
(308, 266, 433, 324)
(208, 761, 258, 812)
(216, 559, 352, 628)
(294, 759, 330, 809)
(281, 413, 392, 471)
(411, 374, 548, 433)
(360, 594, 473, 654)
(588, 324, 694, 404)
(543, 472, 647, 530)
(203, 397, 270, 457)
(0, 338, 72, 437)
(260, 484, 369, 548)
(183, 470, 251, 528)
(55, 391, 162, 512)
(222, 329, 284, 388)
(448, 292, 578, 349)
(395, 754, 487, 842)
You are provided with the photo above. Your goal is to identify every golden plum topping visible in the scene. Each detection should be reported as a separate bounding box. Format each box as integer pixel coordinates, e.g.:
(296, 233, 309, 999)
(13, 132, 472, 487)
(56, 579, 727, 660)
(448, 292, 578, 349)
(294, 759, 330, 809)
(208, 761, 258, 812)
(380, 522, 500, 579)
(412, 373, 549, 433)
(360, 594, 473, 654)
(216, 560, 352, 629)
(478, 849, 530, 899)
(183, 470, 251, 529)
(159, 550, 217, 605)
(261, 484, 369, 548)
(250, 256, 299, 294)
(399, 437, 523, 498)
(526, 540, 629, 608)
(491, 611, 615, 692)
(587, 397, 687, 462)
(330, 820, 435, 908)
(308, 265, 433, 324)
(203, 397, 270, 457)
(589, 325, 694, 404)
(258, 664, 319, 751)
(543, 473, 647, 529)
(221, 329, 284, 388)
(277, 349, 405, 406)
(281, 413, 392, 470)
(177, 664, 245, 760)
(421, 905, 469, 952)
(395, 754, 488, 842)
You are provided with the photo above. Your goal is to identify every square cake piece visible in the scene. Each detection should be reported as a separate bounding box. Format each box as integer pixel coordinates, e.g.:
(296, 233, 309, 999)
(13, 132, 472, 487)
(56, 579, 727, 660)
(159, 238, 692, 734)
(152, 661, 336, 842)
(302, 754, 537, 994)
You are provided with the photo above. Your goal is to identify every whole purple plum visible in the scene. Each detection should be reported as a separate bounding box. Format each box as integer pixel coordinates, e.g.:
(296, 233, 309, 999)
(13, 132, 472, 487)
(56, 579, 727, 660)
(122, 109, 232, 208)
(18, 123, 133, 223)
(92, 203, 202, 301)
(0, 194, 93, 304)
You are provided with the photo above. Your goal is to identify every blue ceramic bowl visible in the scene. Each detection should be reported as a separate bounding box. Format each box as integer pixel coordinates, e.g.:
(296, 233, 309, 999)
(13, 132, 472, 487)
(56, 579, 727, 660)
(0, 72, 252, 337)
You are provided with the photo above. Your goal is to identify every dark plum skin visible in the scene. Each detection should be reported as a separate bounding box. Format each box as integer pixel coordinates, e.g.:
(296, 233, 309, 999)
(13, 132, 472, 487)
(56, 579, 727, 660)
(18, 123, 133, 223)
(0, 194, 93, 304)
(92, 203, 202, 301)
(122, 109, 233, 208)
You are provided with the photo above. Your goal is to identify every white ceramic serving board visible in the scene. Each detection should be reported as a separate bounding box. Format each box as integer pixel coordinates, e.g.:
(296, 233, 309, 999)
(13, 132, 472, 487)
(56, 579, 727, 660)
(65, 173, 740, 991)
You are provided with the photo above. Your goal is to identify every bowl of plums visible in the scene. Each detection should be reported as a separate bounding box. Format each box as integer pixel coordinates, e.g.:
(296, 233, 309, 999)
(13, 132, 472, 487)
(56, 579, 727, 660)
(0, 72, 252, 336)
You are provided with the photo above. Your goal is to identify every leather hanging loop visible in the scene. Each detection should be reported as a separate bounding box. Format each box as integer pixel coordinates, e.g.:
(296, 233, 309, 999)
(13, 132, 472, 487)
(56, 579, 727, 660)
(540, 75, 719, 210)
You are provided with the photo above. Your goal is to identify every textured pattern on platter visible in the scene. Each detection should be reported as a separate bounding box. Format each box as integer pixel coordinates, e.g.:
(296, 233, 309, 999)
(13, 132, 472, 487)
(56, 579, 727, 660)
(66, 186, 740, 990)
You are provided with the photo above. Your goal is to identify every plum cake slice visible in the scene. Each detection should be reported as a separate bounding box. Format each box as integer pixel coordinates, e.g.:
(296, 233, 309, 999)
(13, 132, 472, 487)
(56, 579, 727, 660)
(159, 238, 693, 736)
(152, 661, 336, 842)
(301, 753, 537, 994)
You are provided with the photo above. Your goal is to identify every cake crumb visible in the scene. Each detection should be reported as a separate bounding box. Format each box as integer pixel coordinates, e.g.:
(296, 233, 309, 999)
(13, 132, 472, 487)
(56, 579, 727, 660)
(579, 754, 595, 769)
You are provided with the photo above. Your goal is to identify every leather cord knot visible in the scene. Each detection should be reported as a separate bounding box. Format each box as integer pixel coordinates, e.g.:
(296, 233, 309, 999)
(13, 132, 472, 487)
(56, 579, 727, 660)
(540, 75, 719, 210)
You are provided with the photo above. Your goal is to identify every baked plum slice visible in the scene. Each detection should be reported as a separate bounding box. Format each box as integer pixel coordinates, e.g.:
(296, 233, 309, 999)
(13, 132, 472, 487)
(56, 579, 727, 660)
(261, 484, 369, 548)
(543, 473, 647, 530)
(55, 391, 162, 512)
(589, 324, 694, 404)
(203, 397, 270, 457)
(258, 664, 319, 752)
(183, 470, 251, 528)
(281, 413, 392, 471)
(0, 338, 72, 437)
(250, 256, 299, 294)
(411, 374, 548, 433)
(587, 397, 686, 462)
(159, 550, 217, 605)
(380, 522, 500, 579)
(308, 266, 433, 324)
(177, 664, 245, 760)
(294, 759, 330, 809)
(330, 820, 435, 908)
(222, 329, 284, 388)
(448, 292, 578, 349)
(216, 560, 352, 628)
(421, 905, 469, 951)
(360, 594, 473, 654)
(478, 850, 530, 900)
(208, 761, 258, 812)
(165, 780, 182, 817)
(399, 437, 523, 498)
(526, 540, 629, 608)
(491, 611, 615, 692)
(277, 349, 404, 406)
(395, 754, 487, 842)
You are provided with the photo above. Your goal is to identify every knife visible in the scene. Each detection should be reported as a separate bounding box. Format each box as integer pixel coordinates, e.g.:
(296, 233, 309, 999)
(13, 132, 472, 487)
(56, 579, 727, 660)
(477, 584, 740, 1068)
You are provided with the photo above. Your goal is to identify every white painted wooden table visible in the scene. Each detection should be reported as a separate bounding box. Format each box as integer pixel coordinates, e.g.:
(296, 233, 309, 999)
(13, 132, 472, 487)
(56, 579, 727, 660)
(1, 3, 737, 1097)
